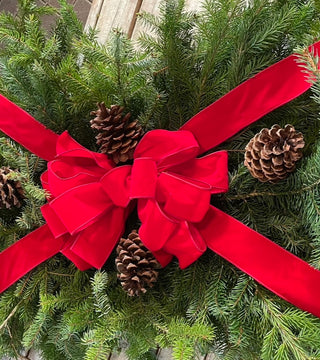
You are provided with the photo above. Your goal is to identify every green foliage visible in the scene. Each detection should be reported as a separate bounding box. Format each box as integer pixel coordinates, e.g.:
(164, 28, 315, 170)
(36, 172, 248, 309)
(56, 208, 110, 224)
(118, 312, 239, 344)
(0, 138, 46, 248)
(1, 0, 320, 360)
(0, 0, 93, 147)
(66, 30, 159, 130)
(139, 0, 320, 128)
(156, 318, 214, 360)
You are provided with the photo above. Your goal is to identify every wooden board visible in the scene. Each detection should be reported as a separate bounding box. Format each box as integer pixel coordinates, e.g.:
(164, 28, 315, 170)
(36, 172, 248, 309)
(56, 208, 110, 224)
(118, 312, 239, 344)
(84, 0, 104, 32)
(86, 0, 204, 42)
(157, 348, 173, 359)
(86, 0, 142, 43)
(130, 0, 162, 40)
(109, 350, 128, 360)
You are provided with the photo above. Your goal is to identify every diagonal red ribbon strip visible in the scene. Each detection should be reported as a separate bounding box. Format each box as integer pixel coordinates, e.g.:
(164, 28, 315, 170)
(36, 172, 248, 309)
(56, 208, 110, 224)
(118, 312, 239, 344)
(0, 42, 319, 318)
(200, 207, 320, 316)
(0, 96, 58, 161)
(181, 42, 320, 152)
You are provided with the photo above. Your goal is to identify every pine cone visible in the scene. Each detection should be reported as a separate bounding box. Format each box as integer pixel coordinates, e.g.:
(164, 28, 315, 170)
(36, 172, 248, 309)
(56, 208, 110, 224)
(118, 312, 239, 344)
(244, 124, 305, 183)
(0, 167, 24, 209)
(90, 103, 144, 164)
(115, 230, 161, 296)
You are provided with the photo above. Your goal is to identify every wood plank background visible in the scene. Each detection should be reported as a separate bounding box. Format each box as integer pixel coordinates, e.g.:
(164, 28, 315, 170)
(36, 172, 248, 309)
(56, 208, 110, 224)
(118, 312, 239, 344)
(85, 0, 204, 42)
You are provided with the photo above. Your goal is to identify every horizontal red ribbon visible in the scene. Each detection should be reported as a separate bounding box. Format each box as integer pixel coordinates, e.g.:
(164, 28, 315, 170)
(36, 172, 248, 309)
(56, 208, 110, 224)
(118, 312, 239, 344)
(0, 42, 319, 318)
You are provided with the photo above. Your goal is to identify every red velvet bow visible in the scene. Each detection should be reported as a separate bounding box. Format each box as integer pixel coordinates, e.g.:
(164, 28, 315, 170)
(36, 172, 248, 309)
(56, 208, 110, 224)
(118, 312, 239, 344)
(38, 129, 228, 270)
(101, 129, 228, 268)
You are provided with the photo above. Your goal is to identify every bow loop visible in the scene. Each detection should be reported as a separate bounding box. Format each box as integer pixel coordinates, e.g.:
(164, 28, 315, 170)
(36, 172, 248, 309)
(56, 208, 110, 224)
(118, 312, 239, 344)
(156, 172, 211, 223)
(56, 131, 113, 170)
(138, 199, 207, 268)
(169, 151, 229, 194)
(39, 131, 129, 269)
(42, 132, 113, 198)
(134, 130, 200, 169)
(43, 182, 113, 235)
(45, 157, 105, 198)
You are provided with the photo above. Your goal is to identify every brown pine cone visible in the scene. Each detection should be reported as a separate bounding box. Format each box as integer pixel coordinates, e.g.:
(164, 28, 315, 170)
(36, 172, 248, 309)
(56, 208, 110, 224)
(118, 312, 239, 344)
(0, 167, 24, 209)
(90, 103, 144, 164)
(244, 124, 305, 183)
(115, 230, 161, 296)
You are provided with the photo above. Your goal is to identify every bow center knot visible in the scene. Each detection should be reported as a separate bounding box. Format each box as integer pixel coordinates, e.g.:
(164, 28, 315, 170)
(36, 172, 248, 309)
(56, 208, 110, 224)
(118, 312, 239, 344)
(130, 158, 158, 199)
(99, 158, 158, 208)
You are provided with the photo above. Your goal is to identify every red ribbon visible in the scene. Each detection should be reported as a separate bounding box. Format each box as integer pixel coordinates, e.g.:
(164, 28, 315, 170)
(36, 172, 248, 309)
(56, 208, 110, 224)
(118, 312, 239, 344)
(0, 42, 320, 317)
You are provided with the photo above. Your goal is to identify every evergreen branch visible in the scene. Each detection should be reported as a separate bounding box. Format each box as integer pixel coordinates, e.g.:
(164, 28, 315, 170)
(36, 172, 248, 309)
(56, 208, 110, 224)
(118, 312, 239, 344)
(302, 47, 320, 76)
(193, 1, 238, 113)
(0, 301, 22, 332)
(227, 176, 320, 200)
(46, 272, 74, 277)
(6, 326, 21, 360)
(259, 295, 313, 360)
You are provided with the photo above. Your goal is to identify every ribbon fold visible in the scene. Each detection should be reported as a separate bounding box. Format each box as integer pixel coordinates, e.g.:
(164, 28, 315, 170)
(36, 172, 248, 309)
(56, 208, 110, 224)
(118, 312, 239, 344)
(0, 42, 320, 318)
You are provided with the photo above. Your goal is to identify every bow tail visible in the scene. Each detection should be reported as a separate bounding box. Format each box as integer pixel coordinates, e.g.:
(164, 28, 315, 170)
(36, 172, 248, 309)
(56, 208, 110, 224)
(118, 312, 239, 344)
(0, 202, 129, 293)
(138, 199, 207, 269)
(158, 221, 207, 269)
(200, 206, 320, 318)
(70, 206, 128, 269)
(43, 197, 129, 269)
(0, 225, 66, 293)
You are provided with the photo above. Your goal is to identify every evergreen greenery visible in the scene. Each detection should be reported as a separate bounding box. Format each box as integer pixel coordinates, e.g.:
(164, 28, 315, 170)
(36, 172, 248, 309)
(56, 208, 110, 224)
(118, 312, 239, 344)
(0, 0, 320, 359)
